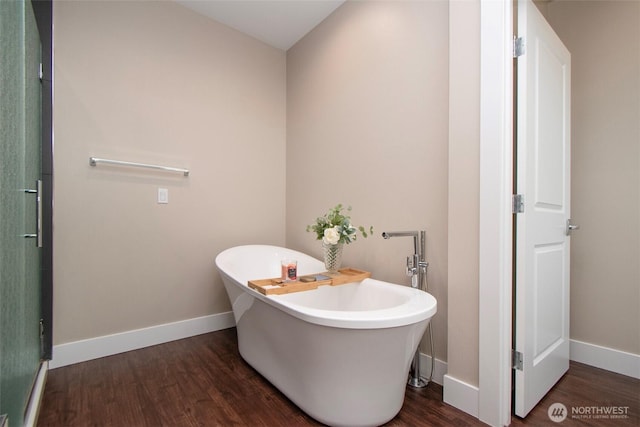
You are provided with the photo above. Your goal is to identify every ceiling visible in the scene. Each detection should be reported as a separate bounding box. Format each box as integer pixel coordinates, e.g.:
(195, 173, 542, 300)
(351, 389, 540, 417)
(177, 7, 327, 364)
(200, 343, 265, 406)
(176, 1, 346, 51)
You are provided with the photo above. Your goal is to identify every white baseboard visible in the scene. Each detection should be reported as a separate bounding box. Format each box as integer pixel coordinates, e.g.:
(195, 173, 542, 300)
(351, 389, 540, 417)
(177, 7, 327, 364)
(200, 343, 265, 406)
(437, 340, 638, 424)
(25, 360, 48, 427)
(430, 340, 638, 424)
(50, 312, 235, 369)
(443, 374, 479, 418)
(571, 339, 640, 379)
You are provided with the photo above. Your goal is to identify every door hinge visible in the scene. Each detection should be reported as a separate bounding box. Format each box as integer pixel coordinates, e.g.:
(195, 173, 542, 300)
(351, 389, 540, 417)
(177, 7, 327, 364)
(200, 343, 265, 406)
(39, 63, 44, 82)
(513, 37, 525, 58)
(513, 350, 523, 371)
(512, 194, 525, 214)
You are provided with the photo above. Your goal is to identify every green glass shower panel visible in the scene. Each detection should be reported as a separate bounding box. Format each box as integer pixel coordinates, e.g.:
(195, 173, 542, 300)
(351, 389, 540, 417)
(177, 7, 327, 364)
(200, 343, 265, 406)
(0, 0, 42, 424)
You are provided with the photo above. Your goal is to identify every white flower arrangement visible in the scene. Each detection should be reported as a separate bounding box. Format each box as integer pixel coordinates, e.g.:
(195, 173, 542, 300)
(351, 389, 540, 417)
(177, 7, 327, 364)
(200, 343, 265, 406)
(307, 204, 373, 245)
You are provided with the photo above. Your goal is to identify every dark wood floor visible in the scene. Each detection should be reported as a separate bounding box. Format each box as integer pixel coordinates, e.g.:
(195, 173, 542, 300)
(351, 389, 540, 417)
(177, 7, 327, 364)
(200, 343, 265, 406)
(38, 328, 639, 426)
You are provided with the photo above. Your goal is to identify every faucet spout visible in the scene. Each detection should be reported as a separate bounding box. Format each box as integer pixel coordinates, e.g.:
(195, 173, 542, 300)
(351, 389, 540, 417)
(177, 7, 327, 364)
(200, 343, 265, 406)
(381, 231, 420, 254)
(381, 231, 418, 239)
(382, 231, 423, 256)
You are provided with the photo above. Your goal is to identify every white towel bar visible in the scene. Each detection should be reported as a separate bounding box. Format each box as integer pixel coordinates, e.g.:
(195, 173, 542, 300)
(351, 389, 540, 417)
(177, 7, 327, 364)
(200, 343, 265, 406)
(89, 157, 189, 176)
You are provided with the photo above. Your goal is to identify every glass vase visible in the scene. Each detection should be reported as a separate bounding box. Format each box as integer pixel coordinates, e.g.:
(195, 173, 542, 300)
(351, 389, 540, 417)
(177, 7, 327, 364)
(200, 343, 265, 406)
(323, 241, 344, 273)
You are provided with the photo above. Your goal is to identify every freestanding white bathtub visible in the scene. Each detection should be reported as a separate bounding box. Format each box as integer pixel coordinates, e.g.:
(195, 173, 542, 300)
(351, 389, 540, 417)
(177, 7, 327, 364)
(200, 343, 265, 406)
(215, 245, 437, 427)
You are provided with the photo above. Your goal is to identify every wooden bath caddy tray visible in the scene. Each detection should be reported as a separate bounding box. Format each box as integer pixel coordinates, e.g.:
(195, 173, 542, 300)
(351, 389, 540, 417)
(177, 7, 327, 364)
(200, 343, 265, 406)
(248, 268, 371, 295)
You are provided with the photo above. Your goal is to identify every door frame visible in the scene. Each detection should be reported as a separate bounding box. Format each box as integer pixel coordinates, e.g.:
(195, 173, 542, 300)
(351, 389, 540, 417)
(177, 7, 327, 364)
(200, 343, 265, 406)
(478, 0, 514, 426)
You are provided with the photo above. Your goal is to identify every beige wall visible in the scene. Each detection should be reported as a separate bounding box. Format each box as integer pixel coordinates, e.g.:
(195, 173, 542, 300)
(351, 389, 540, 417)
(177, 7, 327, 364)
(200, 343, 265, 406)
(546, 1, 640, 355)
(447, 0, 480, 387)
(53, 1, 286, 344)
(286, 1, 450, 362)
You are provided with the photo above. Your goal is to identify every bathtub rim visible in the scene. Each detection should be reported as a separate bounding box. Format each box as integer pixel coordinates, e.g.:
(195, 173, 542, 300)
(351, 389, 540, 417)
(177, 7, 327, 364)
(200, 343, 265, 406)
(215, 244, 437, 330)
(273, 278, 436, 329)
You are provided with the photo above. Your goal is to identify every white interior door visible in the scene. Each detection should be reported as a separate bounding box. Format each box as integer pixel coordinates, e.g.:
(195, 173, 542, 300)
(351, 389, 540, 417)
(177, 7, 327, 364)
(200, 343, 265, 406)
(514, 0, 572, 418)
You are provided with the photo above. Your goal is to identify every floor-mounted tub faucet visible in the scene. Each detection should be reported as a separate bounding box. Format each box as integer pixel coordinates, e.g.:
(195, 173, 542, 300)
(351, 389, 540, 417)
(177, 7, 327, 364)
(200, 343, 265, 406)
(382, 230, 432, 388)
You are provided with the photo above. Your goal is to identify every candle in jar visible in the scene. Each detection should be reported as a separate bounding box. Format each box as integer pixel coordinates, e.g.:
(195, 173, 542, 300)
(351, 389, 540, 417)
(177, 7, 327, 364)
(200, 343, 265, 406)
(281, 259, 297, 282)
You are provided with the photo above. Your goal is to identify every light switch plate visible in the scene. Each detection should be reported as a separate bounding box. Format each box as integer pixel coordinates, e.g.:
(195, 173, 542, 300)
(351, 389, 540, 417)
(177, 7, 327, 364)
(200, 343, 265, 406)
(157, 188, 169, 204)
